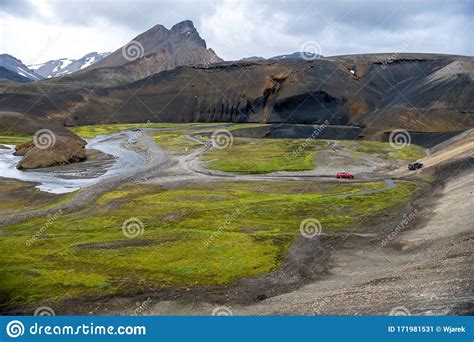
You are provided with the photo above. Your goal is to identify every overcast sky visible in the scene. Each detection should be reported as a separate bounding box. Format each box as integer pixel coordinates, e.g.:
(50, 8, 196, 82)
(1, 0, 473, 65)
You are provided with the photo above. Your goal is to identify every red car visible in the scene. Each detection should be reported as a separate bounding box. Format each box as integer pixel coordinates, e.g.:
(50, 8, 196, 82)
(336, 172, 354, 179)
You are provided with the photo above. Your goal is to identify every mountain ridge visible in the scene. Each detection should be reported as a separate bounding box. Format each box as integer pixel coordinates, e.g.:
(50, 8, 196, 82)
(0, 54, 43, 82)
(1, 53, 472, 135)
(77, 20, 223, 83)
(28, 52, 111, 78)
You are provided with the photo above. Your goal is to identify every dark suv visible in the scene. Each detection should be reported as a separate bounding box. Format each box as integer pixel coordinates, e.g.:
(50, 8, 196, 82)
(408, 162, 423, 170)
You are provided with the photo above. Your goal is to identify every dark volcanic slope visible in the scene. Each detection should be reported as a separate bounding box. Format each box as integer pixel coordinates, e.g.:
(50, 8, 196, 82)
(0, 53, 472, 133)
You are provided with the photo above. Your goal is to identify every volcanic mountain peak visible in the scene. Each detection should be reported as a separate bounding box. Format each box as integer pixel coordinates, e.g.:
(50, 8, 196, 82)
(170, 20, 207, 47)
(68, 20, 223, 85)
(145, 23, 168, 33)
(171, 19, 194, 31)
(130, 24, 170, 50)
(129, 20, 206, 53)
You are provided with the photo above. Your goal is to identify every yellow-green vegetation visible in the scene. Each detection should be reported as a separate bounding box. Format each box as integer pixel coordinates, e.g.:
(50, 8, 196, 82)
(353, 140, 424, 160)
(150, 130, 203, 153)
(203, 139, 425, 174)
(71, 123, 271, 153)
(202, 138, 328, 173)
(226, 123, 270, 131)
(0, 132, 32, 146)
(70, 122, 224, 139)
(0, 180, 422, 306)
(148, 125, 272, 154)
(0, 179, 70, 217)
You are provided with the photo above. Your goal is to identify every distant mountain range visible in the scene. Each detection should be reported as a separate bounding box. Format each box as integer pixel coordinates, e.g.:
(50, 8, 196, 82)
(0, 20, 472, 137)
(0, 52, 110, 82)
(28, 52, 111, 79)
(0, 54, 43, 82)
(1, 20, 224, 86)
(1, 20, 321, 85)
(0, 66, 33, 83)
(240, 52, 323, 62)
(3, 51, 472, 135)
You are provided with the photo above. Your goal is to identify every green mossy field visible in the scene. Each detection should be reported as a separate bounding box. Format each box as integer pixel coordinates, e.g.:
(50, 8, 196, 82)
(0, 123, 426, 307)
(353, 140, 424, 160)
(70, 122, 224, 139)
(202, 139, 424, 174)
(0, 180, 70, 218)
(0, 132, 32, 146)
(0, 180, 422, 307)
(202, 138, 328, 173)
(148, 123, 270, 154)
(149, 130, 203, 153)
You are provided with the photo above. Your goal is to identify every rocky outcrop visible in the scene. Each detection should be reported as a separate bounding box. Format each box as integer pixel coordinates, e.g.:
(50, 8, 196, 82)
(15, 133, 87, 170)
(0, 112, 87, 169)
(13, 141, 35, 156)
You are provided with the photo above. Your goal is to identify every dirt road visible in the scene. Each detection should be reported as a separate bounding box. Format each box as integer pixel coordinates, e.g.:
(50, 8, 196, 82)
(2, 127, 472, 316)
(118, 162, 472, 316)
(113, 130, 473, 316)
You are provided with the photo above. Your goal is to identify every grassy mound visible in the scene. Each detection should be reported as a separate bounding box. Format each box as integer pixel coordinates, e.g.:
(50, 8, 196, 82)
(202, 138, 326, 173)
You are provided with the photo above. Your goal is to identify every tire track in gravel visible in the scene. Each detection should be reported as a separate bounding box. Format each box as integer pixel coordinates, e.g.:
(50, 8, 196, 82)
(178, 131, 396, 194)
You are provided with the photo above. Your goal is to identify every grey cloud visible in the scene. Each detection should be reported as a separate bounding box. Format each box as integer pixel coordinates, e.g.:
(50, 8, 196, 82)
(1, 0, 472, 62)
(213, 0, 473, 58)
(0, 0, 36, 17)
(1, 0, 214, 31)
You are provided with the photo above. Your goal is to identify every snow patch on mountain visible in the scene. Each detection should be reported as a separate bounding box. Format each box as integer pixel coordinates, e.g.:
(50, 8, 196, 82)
(0, 54, 43, 81)
(29, 52, 111, 78)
